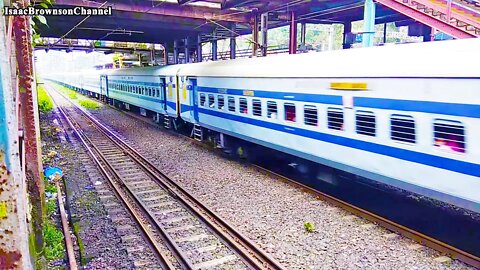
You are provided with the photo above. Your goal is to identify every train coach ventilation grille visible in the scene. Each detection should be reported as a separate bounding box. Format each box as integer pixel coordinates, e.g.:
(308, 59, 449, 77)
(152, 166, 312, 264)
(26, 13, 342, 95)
(193, 124, 203, 141)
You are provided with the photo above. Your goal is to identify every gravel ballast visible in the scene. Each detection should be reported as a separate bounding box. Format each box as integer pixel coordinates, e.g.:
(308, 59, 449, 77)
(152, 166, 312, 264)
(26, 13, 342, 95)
(41, 94, 135, 269)
(84, 104, 476, 270)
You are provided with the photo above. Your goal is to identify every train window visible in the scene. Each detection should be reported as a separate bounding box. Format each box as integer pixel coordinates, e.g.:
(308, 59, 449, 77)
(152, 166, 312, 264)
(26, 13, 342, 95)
(239, 98, 248, 114)
(356, 111, 376, 136)
(228, 97, 236, 112)
(391, 115, 416, 143)
(304, 105, 318, 126)
(149, 87, 153, 96)
(208, 94, 215, 108)
(156, 88, 160, 97)
(327, 108, 344, 130)
(433, 120, 465, 153)
(284, 103, 296, 122)
(199, 93, 206, 107)
(217, 95, 225, 110)
(252, 99, 262, 116)
(267, 101, 278, 119)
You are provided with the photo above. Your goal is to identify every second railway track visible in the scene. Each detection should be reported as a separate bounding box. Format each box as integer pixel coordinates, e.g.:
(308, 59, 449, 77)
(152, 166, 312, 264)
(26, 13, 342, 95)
(48, 86, 285, 270)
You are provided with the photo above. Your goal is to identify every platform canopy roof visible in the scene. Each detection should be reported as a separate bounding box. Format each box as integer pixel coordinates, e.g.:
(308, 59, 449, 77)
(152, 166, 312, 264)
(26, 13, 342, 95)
(37, 0, 410, 44)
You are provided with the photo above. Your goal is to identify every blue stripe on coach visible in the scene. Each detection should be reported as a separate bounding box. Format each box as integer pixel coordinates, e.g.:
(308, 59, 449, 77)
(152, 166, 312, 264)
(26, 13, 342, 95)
(198, 107, 480, 178)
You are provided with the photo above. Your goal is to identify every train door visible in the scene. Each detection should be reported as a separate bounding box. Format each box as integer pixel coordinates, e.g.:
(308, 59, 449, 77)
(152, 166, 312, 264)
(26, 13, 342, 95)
(100, 75, 108, 100)
(159, 77, 167, 111)
(190, 78, 199, 122)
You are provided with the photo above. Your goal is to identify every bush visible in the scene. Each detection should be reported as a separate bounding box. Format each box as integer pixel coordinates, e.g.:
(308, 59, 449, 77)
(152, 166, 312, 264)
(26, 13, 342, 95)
(79, 100, 100, 110)
(43, 220, 64, 260)
(37, 85, 53, 112)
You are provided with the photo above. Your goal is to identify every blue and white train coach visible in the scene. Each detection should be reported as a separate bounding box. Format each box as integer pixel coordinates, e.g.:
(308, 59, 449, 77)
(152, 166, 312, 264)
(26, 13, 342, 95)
(178, 39, 480, 213)
(49, 39, 480, 214)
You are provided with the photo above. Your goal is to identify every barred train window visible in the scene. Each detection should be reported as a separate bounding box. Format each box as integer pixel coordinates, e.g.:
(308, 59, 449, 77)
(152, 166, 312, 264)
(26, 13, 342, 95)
(208, 94, 215, 108)
(267, 101, 278, 119)
(356, 111, 376, 136)
(304, 105, 318, 126)
(199, 93, 206, 107)
(252, 99, 262, 116)
(327, 108, 344, 130)
(228, 97, 236, 112)
(391, 115, 416, 143)
(239, 98, 248, 114)
(284, 103, 296, 122)
(434, 120, 465, 153)
(218, 95, 225, 110)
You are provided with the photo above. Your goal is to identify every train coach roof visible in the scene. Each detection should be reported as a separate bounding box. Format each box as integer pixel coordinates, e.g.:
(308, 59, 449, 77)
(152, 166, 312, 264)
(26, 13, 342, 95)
(177, 39, 480, 78)
(105, 64, 184, 76)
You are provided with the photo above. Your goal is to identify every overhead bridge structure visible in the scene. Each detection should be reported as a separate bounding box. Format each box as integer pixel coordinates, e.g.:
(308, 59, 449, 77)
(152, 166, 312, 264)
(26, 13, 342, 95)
(376, 0, 480, 38)
(35, 0, 479, 63)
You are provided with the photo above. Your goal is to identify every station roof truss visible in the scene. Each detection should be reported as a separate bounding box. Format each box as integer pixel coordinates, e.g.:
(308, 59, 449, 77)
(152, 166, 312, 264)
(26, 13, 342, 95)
(36, 0, 417, 46)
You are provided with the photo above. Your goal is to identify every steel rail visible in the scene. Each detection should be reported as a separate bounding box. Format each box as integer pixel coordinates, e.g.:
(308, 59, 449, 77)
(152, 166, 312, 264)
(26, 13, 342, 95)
(251, 165, 480, 269)
(51, 95, 177, 270)
(96, 95, 480, 269)
(52, 86, 285, 270)
(56, 181, 78, 270)
(76, 98, 285, 270)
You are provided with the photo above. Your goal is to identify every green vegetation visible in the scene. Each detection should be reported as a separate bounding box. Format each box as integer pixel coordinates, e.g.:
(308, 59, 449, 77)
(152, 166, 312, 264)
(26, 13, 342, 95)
(46, 199, 57, 216)
(43, 220, 64, 260)
(68, 92, 78, 100)
(73, 222, 87, 265)
(37, 85, 53, 112)
(56, 85, 79, 98)
(304, 221, 315, 233)
(54, 83, 102, 110)
(79, 99, 100, 110)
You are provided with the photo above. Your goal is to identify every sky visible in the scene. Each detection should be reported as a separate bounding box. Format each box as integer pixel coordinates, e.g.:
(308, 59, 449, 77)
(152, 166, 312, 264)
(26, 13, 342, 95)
(35, 50, 113, 77)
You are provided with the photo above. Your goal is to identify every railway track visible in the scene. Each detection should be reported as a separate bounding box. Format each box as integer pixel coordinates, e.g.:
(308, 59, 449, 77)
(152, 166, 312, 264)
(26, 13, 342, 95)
(96, 95, 480, 269)
(48, 87, 285, 270)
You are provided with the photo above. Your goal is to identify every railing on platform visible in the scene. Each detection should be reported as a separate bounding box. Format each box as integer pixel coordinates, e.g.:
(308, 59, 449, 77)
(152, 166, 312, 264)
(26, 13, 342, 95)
(376, 0, 480, 38)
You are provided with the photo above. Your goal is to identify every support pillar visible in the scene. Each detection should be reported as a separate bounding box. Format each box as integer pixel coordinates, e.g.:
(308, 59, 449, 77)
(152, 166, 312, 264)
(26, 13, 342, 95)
(162, 43, 168, 65)
(343, 21, 352, 49)
(184, 37, 189, 63)
(252, 15, 259, 57)
(211, 34, 217, 61)
(328, 24, 334, 51)
(383, 23, 387, 44)
(423, 26, 434, 42)
(289, 11, 297, 54)
(150, 43, 155, 65)
(230, 23, 236, 59)
(173, 40, 179, 64)
(0, 2, 31, 267)
(300, 23, 306, 52)
(362, 0, 376, 47)
(197, 34, 203, 62)
(260, 13, 268, 56)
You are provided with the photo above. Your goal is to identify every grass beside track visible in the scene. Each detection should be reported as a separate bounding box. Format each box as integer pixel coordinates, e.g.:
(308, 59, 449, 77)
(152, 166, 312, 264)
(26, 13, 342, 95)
(38, 84, 54, 112)
(54, 84, 102, 110)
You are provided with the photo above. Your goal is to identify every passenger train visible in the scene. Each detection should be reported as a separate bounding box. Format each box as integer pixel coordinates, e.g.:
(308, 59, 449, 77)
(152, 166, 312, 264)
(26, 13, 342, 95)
(46, 38, 480, 214)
